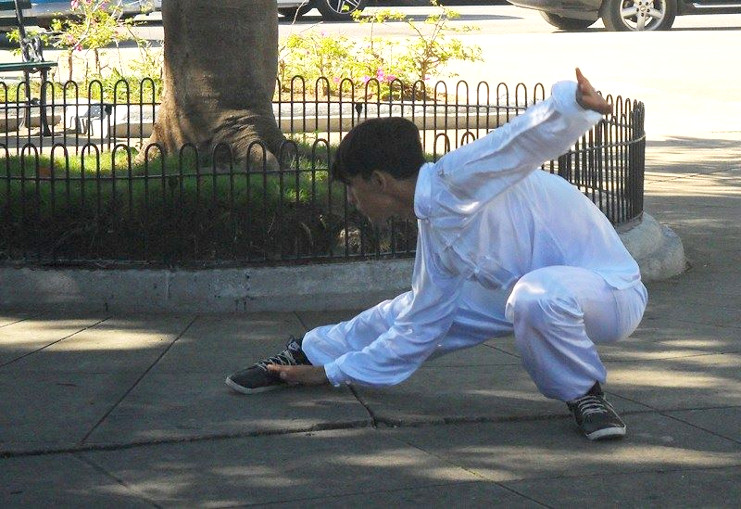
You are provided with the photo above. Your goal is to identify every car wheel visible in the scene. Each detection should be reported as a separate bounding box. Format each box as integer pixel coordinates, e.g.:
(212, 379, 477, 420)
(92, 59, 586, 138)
(314, 0, 367, 22)
(278, 4, 314, 21)
(602, 0, 676, 31)
(540, 11, 596, 30)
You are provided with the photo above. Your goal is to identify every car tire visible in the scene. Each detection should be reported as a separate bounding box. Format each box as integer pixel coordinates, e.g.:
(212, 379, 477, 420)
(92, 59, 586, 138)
(314, 0, 367, 21)
(602, 0, 676, 31)
(540, 11, 596, 30)
(278, 3, 314, 21)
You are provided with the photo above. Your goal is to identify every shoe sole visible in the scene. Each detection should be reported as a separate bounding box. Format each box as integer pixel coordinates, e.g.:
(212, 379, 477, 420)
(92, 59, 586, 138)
(225, 377, 286, 395)
(586, 426, 627, 441)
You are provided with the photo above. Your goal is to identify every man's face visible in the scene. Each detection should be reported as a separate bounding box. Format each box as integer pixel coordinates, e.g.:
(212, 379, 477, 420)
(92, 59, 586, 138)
(346, 175, 396, 225)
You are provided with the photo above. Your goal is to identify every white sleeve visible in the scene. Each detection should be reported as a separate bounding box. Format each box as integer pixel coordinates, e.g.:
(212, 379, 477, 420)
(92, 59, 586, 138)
(323, 235, 464, 388)
(437, 81, 603, 206)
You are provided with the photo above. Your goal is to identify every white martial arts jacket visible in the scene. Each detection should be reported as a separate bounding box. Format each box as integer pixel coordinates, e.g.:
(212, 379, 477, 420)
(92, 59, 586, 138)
(322, 81, 643, 387)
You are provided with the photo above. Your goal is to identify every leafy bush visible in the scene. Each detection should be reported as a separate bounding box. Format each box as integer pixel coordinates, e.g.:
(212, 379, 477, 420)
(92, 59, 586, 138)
(48, 0, 163, 100)
(278, 0, 482, 100)
(3, 0, 162, 102)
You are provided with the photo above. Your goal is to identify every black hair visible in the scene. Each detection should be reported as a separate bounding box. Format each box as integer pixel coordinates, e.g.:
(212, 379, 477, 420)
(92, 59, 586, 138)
(331, 117, 425, 184)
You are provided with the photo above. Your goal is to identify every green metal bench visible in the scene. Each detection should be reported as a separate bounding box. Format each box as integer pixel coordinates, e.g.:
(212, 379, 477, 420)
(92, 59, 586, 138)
(0, 0, 57, 134)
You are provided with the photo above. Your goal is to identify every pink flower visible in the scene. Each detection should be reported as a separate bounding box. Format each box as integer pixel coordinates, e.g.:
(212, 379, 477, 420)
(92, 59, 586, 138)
(332, 77, 340, 84)
(385, 74, 397, 83)
(70, 0, 80, 8)
(362, 76, 371, 84)
(73, 43, 82, 51)
(376, 68, 385, 79)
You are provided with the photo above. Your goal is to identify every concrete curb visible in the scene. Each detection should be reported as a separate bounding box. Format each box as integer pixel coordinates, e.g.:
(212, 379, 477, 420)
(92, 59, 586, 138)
(0, 214, 685, 313)
(620, 212, 687, 282)
(0, 259, 414, 314)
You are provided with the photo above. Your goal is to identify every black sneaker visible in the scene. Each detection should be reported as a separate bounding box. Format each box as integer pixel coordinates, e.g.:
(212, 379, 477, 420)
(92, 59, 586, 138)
(567, 382, 626, 441)
(225, 336, 311, 395)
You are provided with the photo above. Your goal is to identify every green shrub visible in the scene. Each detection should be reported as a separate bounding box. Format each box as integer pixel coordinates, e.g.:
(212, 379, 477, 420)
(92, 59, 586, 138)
(278, 0, 482, 100)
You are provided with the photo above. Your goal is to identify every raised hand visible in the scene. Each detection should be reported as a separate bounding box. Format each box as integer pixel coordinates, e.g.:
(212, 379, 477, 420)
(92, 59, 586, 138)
(575, 68, 612, 115)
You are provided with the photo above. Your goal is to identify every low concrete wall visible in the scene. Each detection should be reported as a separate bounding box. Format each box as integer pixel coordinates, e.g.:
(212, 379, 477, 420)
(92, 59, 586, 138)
(0, 213, 685, 314)
(0, 259, 415, 314)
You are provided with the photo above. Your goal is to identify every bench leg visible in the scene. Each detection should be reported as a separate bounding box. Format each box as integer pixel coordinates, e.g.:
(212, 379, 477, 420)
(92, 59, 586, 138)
(39, 69, 52, 136)
(19, 70, 32, 130)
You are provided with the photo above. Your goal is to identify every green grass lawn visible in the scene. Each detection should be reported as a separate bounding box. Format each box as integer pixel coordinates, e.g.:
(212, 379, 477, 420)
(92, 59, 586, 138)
(0, 144, 414, 265)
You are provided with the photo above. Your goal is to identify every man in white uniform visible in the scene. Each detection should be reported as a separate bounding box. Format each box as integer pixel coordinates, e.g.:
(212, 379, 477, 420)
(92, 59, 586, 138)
(226, 69, 648, 441)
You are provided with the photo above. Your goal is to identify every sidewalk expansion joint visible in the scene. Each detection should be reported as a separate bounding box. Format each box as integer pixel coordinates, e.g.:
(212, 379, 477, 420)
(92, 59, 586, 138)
(349, 385, 380, 428)
(0, 316, 111, 368)
(0, 419, 373, 459)
(0, 315, 38, 329)
(73, 453, 164, 509)
(0, 408, 682, 460)
(660, 409, 741, 446)
(386, 434, 553, 508)
(79, 315, 199, 444)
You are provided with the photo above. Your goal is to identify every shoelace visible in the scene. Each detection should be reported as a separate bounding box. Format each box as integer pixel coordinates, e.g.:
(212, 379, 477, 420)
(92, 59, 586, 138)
(573, 395, 611, 418)
(255, 345, 300, 371)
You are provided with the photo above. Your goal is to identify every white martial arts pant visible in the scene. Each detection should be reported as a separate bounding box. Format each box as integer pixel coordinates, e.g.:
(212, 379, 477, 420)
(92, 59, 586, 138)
(303, 266, 648, 402)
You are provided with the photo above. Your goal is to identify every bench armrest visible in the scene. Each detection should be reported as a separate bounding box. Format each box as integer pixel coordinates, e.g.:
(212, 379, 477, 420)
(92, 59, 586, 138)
(21, 35, 48, 63)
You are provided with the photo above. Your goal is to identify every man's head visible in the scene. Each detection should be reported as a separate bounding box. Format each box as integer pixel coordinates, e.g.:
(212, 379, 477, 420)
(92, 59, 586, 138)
(331, 117, 425, 224)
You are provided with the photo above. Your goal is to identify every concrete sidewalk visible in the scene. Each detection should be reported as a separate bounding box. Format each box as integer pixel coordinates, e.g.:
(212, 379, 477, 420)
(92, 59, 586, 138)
(2, 14, 741, 505)
(1, 140, 740, 506)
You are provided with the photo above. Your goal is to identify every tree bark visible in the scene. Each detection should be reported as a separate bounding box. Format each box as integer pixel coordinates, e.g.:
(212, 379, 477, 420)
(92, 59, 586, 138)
(145, 0, 284, 167)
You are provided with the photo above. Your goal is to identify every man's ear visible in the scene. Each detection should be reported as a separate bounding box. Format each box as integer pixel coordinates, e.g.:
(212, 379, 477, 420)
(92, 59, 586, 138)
(370, 170, 388, 190)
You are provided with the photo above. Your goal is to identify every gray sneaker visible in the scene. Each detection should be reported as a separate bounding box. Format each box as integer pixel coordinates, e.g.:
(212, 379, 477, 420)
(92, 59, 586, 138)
(225, 336, 310, 395)
(567, 382, 626, 441)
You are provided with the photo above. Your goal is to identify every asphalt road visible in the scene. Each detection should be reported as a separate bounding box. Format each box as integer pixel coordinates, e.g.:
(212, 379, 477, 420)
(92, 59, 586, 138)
(4, 4, 741, 141)
(268, 4, 741, 141)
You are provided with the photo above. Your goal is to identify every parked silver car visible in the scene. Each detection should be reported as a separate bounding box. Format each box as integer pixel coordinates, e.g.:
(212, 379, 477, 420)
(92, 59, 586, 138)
(152, 1, 367, 23)
(20, 0, 154, 28)
(277, 0, 368, 21)
(507, 0, 741, 31)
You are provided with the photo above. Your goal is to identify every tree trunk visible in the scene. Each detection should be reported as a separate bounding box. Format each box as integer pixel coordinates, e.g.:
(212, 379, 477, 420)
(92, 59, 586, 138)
(145, 0, 284, 168)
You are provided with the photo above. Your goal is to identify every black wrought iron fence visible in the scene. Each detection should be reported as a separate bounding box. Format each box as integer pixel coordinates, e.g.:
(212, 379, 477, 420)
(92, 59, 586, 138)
(0, 77, 645, 267)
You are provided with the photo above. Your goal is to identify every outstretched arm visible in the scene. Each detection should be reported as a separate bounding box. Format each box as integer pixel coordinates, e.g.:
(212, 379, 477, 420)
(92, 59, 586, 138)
(436, 74, 605, 208)
(575, 68, 612, 115)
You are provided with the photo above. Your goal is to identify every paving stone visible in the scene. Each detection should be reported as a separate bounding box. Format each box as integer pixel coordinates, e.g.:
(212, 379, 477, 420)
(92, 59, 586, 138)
(156, 313, 307, 374)
(85, 374, 369, 446)
(643, 284, 740, 329)
(667, 407, 741, 443)
(82, 428, 482, 507)
(0, 315, 195, 452)
(85, 314, 370, 445)
(424, 342, 520, 367)
(0, 316, 108, 366)
(6, 315, 194, 373)
(355, 363, 648, 426)
(295, 310, 360, 331)
(0, 453, 154, 508)
(484, 320, 740, 363)
(607, 354, 741, 410)
(272, 481, 541, 508)
(0, 314, 36, 328)
(0, 372, 149, 452)
(387, 412, 741, 483)
(504, 466, 741, 508)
